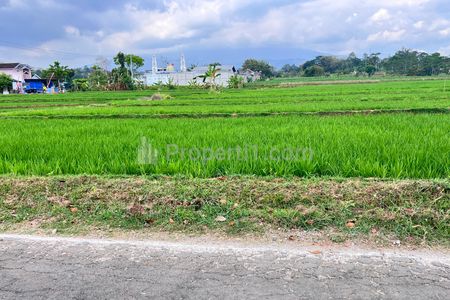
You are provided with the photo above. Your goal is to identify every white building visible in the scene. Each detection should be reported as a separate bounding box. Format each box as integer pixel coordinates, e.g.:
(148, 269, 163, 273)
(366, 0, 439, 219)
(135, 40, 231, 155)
(144, 55, 238, 87)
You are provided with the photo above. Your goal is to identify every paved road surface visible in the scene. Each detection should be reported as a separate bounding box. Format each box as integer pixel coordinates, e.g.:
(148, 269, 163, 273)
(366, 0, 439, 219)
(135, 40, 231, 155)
(0, 234, 449, 299)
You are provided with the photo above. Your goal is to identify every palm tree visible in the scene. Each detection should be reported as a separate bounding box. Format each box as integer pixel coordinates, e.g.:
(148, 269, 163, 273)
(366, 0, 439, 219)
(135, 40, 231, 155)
(42, 61, 72, 90)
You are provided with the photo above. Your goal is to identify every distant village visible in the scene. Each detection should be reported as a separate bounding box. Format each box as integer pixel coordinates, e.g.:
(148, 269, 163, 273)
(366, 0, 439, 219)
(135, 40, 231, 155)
(144, 55, 260, 86)
(0, 54, 262, 94)
(2, 48, 449, 94)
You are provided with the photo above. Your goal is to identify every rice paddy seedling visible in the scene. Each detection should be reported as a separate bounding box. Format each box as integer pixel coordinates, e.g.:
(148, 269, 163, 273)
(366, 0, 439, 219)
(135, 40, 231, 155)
(0, 114, 447, 178)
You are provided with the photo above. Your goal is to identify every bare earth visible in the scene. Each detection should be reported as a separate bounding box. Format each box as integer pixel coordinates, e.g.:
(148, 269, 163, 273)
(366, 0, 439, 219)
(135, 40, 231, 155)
(0, 234, 449, 299)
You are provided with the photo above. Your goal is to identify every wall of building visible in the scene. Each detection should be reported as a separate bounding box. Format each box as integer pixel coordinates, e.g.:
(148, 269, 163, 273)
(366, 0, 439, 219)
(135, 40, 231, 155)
(0, 67, 31, 82)
(145, 70, 236, 87)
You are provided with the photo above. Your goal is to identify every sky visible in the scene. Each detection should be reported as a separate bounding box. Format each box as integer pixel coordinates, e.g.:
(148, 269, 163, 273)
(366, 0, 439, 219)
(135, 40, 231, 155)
(1, 0, 450, 69)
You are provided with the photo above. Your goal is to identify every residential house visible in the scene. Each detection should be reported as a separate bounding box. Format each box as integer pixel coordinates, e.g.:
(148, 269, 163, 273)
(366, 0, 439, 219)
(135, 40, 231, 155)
(238, 69, 262, 83)
(0, 63, 32, 82)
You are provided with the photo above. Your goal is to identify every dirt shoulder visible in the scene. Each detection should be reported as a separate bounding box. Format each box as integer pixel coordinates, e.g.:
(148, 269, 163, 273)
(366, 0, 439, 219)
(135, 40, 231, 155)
(0, 176, 448, 248)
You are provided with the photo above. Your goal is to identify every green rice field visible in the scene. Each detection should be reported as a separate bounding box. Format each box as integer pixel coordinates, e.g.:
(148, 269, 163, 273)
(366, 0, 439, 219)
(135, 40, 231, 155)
(0, 80, 449, 117)
(0, 79, 449, 179)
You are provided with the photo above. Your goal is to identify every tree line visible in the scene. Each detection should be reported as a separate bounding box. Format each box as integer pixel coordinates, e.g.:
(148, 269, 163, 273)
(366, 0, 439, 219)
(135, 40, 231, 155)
(32, 52, 145, 92)
(277, 48, 450, 78)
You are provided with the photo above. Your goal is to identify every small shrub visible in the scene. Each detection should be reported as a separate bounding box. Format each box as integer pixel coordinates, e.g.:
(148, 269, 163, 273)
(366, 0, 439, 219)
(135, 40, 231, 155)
(228, 75, 245, 89)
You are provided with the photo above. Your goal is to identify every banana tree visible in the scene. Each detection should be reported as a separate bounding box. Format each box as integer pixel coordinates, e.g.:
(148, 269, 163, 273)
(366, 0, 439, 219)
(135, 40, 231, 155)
(195, 64, 221, 89)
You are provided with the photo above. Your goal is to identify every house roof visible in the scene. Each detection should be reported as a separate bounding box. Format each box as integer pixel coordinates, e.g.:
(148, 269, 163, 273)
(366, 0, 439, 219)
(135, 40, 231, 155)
(0, 63, 20, 69)
(0, 63, 31, 70)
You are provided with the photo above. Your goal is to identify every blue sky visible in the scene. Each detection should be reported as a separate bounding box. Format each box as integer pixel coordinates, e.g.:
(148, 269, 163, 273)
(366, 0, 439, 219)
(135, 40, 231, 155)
(1, 0, 450, 68)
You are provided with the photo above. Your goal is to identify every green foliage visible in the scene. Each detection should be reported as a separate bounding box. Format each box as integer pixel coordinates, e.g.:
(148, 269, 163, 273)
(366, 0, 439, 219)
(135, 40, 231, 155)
(153, 80, 164, 90)
(113, 53, 144, 73)
(304, 65, 325, 77)
(278, 49, 450, 78)
(363, 53, 381, 71)
(280, 64, 301, 77)
(187, 64, 197, 72)
(187, 80, 201, 88)
(87, 66, 109, 91)
(124, 54, 145, 72)
(113, 52, 127, 69)
(382, 49, 450, 76)
(227, 75, 244, 89)
(302, 56, 342, 74)
(165, 78, 177, 90)
(365, 65, 376, 77)
(72, 78, 89, 92)
(72, 66, 93, 79)
(195, 64, 222, 89)
(112, 52, 134, 90)
(242, 59, 274, 78)
(0, 73, 13, 90)
(41, 61, 73, 89)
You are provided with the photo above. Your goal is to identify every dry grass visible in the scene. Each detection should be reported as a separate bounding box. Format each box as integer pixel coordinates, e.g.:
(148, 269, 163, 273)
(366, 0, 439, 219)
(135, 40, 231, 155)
(139, 93, 173, 101)
(0, 176, 448, 245)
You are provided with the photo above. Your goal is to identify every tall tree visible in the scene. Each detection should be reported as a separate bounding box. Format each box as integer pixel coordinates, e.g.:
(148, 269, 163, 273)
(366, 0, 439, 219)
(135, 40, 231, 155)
(304, 65, 325, 77)
(344, 52, 362, 73)
(124, 54, 145, 73)
(362, 53, 381, 71)
(280, 64, 300, 77)
(112, 52, 133, 90)
(41, 61, 73, 90)
(242, 59, 274, 78)
(301, 56, 344, 74)
(88, 65, 109, 90)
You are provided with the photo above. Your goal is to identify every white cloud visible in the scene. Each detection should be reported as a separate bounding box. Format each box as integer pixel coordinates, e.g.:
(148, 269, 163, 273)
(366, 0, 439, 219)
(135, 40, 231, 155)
(1, 0, 450, 67)
(64, 26, 80, 37)
(367, 30, 406, 42)
(370, 9, 391, 23)
(429, 19, 450, 31)
(439, 28, 450, 36)
(414, 21, 425, 29)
